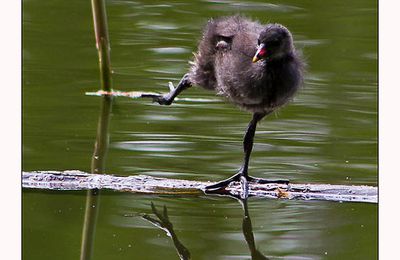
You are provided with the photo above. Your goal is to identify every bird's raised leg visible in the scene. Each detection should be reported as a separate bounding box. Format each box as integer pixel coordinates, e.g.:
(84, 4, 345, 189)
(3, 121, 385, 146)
(141, 73, 192, 105)
(206, 112, 289, 198)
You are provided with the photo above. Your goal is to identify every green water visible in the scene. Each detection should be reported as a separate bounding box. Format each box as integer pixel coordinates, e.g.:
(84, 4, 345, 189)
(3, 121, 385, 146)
(23, 0, 377, 259)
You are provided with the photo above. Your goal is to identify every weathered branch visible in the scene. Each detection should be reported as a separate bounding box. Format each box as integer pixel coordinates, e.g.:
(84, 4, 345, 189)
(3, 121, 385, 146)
(22, 170, 377, 203)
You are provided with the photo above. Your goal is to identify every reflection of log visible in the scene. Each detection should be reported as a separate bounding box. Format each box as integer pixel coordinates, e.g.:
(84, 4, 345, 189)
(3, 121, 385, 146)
(22, 170, 377, 203)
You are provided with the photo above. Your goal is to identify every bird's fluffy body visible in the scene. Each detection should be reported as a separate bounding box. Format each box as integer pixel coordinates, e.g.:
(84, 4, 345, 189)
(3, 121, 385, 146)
(189, 16, 304, 113)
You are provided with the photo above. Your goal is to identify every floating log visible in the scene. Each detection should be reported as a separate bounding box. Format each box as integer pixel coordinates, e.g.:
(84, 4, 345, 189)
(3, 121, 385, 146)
(22, 170, 377, 203)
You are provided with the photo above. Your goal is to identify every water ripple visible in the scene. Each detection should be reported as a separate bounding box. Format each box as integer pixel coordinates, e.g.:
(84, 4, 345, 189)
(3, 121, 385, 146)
(149, 47, 190, 54)
(203, 0, 302, 12)
(114, 140, 193, 152)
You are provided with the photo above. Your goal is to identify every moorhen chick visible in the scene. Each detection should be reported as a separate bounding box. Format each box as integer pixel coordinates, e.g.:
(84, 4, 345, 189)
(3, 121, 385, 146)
(148, 15, 304, 198)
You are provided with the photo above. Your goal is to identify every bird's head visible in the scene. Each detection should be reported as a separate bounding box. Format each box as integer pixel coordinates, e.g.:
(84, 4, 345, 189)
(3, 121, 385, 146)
(252, 24, 294, 63)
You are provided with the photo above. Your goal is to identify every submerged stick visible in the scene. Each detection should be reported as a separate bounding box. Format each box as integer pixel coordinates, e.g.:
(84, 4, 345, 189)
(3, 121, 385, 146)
(23, 170, 377, 203)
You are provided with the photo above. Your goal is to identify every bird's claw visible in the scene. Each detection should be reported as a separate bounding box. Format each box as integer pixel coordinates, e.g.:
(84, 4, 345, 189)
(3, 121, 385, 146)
(152, 94, 172, 105)
(150, 82, 176, 105)
(205, 172, 290, 199)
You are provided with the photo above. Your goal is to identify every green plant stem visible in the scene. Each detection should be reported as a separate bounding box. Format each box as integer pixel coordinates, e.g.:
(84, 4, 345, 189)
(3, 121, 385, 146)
(91, 0, 113, 91)
(80, 0, 114, 258)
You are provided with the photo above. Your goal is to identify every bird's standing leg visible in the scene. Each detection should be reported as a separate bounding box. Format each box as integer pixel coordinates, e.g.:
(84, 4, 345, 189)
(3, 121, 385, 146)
(141, 73, 192, 105)
(240, 112, 266, 181)
(206, 112, 289, 198)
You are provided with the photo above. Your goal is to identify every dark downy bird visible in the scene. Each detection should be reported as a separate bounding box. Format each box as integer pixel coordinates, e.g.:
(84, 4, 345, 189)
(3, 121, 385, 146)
(148, 16, 304, 198)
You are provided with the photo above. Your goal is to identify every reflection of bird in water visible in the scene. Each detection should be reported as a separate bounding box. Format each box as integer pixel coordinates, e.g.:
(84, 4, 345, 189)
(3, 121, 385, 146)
(146, 15, 304, 198)
(142, 202, 191, 260)
(240, 199, 270, 260)
(142, 200, 270, 260)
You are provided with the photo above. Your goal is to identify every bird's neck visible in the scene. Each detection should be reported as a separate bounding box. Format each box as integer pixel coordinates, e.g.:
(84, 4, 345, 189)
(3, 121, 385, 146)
(268, 51, 294, 64)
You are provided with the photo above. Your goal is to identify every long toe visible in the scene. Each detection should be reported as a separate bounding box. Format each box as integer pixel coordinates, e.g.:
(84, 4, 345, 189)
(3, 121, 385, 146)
(248, 176, 290, 185)
(205, 173, 242, 191)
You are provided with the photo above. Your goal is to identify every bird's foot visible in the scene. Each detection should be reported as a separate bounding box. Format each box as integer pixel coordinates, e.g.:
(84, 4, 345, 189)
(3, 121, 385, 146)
(140, 82, 175, 105)
(205, 172, 242, 191)
(205, 173, 289, 199)
(141, 73, 191, 105)
(246, 176, 290, 185)
(151, 93, 173, 105)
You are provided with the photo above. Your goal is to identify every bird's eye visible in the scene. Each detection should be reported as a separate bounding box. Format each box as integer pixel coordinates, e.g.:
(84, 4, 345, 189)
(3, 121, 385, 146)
(269, 39, 280, 47)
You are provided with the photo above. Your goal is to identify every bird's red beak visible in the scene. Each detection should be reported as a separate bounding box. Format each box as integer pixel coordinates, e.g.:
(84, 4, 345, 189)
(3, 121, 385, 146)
(252, 43, 266, 63)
